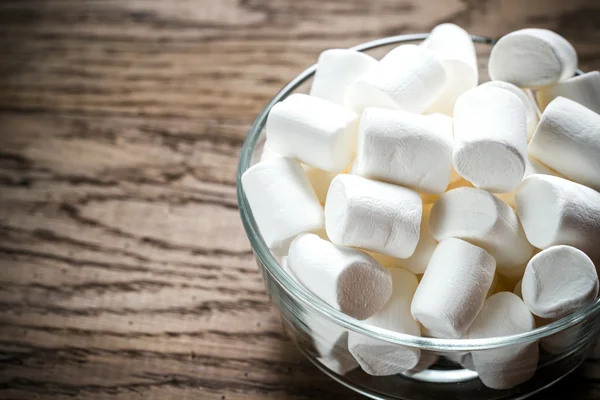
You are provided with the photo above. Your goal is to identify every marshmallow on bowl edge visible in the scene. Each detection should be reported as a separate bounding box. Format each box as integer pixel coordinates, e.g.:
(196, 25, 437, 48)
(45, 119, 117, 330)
(536, 71, 600, 114)
(479, 80, 539, 141)
(266, 93, 358, 172)
(488, 28, 577, 88)
(348, 268, 421, 376)
(353, 108, 453, 195)
(467, 292, 538, 390)
(282, 257, 356, 371)
(310, 49, 378, 106)
(345, 44, 446, 114)
(528, 96, 600, 191)
(453, 86, 528, 193)
(422, 23, 478, 116)
(241, 157, 324, 250)
(411, 238, 496, 339)
(325, 174, 422, 259)
(288, 233, 392, 320)
(259, 142, 338, 205)
(515, 174, 600, 265)
(429, 187, 534, 280)
(521, 245, 599, 320)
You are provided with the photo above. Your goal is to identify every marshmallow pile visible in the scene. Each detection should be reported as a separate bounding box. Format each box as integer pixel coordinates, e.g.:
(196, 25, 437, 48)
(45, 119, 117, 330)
(242, 24, 600, 390)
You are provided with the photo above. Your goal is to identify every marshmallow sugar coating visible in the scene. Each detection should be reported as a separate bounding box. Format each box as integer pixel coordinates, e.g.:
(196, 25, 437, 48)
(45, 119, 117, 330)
(536, 71, 600, 114)
(522, 245, 599, 319)
(348, 268, 421, 376)
(453, 86, 528, 193)
(422, 23, 478, 116)
(345, 44, 446, 114)
(488, 28, 578, 88)
(411, 238, 496, 339)
(353, 107, 453, 194)
(429, 187, 534, 279)
(325, 174, 422, 259)
(241, 157, 324, 249)
(266, 93, 359, 172)
(467, 292, 538, 390)
(479, 80, 539, 140)
(310, 49, 378, 106)
(529, 97, 600, 191)
(515, 174, 600, 264)
(288, 233, 392, 320)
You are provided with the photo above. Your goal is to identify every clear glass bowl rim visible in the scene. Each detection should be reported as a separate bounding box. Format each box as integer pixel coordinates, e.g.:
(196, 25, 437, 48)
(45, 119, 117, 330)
(236, 33, 599, 352)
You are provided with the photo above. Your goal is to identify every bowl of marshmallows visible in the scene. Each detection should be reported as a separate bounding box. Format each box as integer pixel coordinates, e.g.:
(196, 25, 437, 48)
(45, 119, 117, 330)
(237, 24, 600, 400)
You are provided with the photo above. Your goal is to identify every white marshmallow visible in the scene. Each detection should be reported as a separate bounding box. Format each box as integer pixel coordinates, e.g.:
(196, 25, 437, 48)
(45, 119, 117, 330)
(397, 204, 438, 275)
(429, 187, 534, 279)
(422, 24, 478, 116)
(536, 71, 600, 114)
(529, 97, 600, 191)
(522, 245, 598, 319)
(316, 332, 360, 375)
(515, 174, 600, 264)
(310, 49, 378, 106)
(259, 141, 337, 205)
(411, 238, 496, 338)
(405, 352, 440, 376)
(494, 155, 559, 209)
(288, 233, 392, 320)
(467, 292, 538, 390)
(453, 86, 528, 193)
(325, 174, 422, 259)
(489, 29, 578, 88)
(345, 44, 446, 113)
(242, 157, 324, 249)
(353, 108, 453, 194)
(348, 268, 421, 376)
(480, 80, 539, 140)
(266, 93, 359, 172)
(282, 257, 355, 370)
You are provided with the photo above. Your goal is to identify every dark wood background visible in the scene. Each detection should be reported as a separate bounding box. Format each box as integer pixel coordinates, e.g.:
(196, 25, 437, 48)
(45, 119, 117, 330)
(0, 1, 599, 399)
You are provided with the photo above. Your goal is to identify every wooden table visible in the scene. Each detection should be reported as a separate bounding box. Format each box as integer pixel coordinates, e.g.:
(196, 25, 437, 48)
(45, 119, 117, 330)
(0, 1, 599, 399)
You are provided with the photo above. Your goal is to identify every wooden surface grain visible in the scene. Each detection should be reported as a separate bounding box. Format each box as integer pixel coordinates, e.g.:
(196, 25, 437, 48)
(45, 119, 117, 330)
(0, 1, 599, 399)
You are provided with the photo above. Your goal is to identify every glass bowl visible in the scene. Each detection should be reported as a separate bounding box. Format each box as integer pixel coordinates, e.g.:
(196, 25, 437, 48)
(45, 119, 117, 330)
(236, 33, 600, 400)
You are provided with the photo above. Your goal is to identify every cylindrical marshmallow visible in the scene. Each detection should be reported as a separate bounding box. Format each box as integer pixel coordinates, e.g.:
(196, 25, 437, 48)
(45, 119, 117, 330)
(353, 108, 453, 194)
(365, 205, 437, 275)
(422, 24, 478, 116)
(242, 157, 324, 249)
(453, 86, 528, 193)
(310, 49, 378, 106)
(266, 93, 359, 172)
(522, 245, 599, 319)
(480, 80, 539, 140)
(282, 257, 356, 370)
(529, 96, 600, 191)
(411, 238, 496, 338)
(259, 141, 337, 205)
(489, 29, 578, 88)
(536, 71, 600, 114)
(348, 268, 421, 376)
(325, 174, 422, 259)
(467, 292, 538, 390)
(515, 174, 600, 264)
(429, 187, 534, 279)
(288, 233, 392, 320)
(345, 44, 446, 113)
